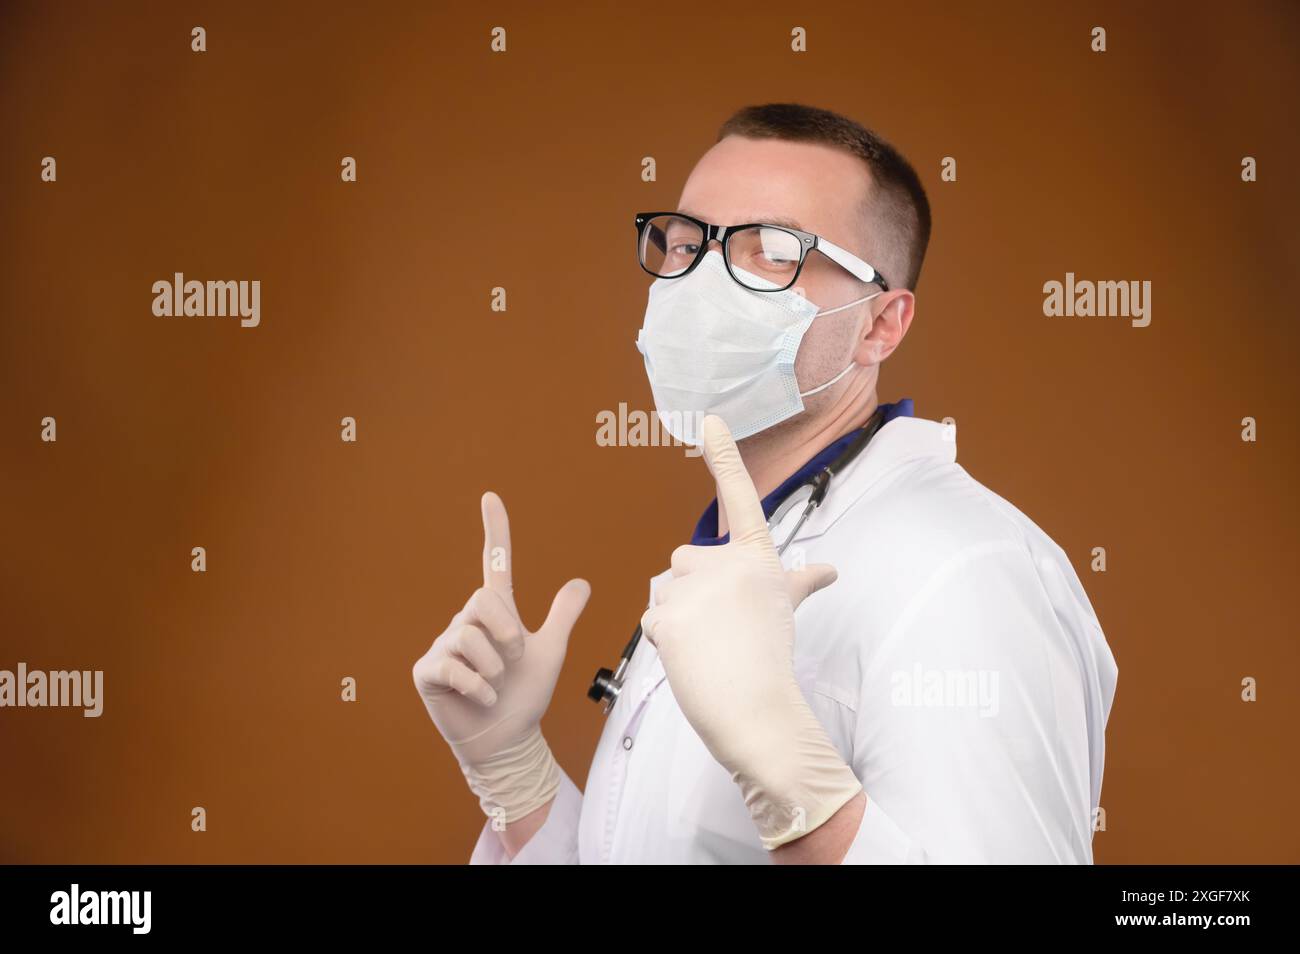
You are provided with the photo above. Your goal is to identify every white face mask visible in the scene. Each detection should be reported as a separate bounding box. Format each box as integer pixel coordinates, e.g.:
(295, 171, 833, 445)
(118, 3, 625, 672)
(635, 251, 881, 446)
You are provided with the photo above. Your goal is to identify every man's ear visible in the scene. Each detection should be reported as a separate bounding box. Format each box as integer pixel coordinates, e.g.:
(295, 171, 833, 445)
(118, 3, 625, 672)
(852, 290, 915, 366)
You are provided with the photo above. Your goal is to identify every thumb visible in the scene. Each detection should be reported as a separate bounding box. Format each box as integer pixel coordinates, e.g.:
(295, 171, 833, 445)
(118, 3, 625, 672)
(534, 578, 592, 648)
(785, 563, 838, 608)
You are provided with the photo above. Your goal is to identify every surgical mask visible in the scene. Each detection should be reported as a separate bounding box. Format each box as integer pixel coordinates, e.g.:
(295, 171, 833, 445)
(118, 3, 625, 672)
(635, 251, 882, 446)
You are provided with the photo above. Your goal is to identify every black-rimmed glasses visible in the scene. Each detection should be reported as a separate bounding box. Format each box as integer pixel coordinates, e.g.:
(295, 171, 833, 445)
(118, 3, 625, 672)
(635, 211, 890, 293)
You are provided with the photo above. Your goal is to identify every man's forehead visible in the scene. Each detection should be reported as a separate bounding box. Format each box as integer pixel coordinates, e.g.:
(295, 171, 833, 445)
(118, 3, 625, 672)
(675, 136, 870, 239)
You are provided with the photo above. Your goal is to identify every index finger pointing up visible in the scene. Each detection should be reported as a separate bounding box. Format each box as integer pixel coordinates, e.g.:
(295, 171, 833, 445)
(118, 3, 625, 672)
(700, 415, 770, 548)
(481, 491, 514, 596)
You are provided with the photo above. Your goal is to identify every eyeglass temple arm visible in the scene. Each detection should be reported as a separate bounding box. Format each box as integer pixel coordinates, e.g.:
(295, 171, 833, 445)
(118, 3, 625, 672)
(814, 237, 890, 291)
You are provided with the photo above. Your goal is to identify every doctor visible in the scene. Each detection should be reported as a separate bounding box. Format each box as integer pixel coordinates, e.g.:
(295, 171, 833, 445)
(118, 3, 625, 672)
(413, 103, 1118, 864)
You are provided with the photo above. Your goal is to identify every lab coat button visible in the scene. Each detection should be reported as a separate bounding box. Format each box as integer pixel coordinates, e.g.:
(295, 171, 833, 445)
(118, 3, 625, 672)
(622, 736, 634, 751)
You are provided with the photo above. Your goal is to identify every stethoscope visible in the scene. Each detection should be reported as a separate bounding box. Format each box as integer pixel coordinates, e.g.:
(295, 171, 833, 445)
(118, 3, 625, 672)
(587, 407, 888, 715)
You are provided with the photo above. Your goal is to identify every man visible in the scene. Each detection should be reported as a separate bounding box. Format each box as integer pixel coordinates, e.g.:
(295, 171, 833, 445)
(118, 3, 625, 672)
(413, 103, 1118, 864)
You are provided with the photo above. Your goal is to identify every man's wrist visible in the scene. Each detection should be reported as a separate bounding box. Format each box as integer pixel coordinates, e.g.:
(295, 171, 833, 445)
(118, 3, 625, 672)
(498, 794, 557, 859)
(735, 708, 862, 850)
(466, 729, 561, 824)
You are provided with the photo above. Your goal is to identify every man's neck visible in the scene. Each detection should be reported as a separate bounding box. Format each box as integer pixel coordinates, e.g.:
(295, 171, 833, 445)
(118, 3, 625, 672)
(717, 388, 880, 537)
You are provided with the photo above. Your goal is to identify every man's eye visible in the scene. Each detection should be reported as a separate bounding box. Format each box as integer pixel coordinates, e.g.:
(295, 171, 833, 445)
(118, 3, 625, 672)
(669, 243, 700, 257)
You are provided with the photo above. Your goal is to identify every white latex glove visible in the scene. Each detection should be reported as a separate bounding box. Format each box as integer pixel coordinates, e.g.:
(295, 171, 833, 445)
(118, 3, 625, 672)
(412, 491, 591, 823)
(640, 415, 862, 850)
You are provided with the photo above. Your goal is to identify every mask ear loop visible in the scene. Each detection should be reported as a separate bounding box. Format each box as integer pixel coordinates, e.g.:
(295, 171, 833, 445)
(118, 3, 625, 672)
(813, 288, 882, 318)
(796, 290, 883, 398)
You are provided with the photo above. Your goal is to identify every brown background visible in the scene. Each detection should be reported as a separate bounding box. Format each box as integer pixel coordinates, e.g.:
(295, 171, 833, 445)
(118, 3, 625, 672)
(1, 0, 1297, 864)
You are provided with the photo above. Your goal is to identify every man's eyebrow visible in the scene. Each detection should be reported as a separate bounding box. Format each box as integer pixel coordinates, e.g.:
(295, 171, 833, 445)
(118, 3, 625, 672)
(674, 209, 805, 231)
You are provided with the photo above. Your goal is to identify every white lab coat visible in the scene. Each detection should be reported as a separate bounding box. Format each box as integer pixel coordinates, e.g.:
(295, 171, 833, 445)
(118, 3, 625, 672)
(470, 416, 1118, 864)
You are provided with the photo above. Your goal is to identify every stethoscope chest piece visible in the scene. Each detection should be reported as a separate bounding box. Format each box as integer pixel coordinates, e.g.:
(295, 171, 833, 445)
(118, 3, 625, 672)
(587, 634, 636, 714)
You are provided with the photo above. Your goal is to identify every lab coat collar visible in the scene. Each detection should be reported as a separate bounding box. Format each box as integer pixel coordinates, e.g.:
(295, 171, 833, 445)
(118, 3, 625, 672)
(689, 399, 916, 546)
(771, 415, 958, 547)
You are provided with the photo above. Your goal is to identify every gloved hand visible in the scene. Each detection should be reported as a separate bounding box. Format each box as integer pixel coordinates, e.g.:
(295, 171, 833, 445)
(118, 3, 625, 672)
(412, 491, 591, 823)
(640, 415, 862, 850)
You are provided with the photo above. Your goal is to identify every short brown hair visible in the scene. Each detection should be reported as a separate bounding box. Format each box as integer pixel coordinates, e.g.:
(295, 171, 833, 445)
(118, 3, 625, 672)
(717, 103, 931, 290)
